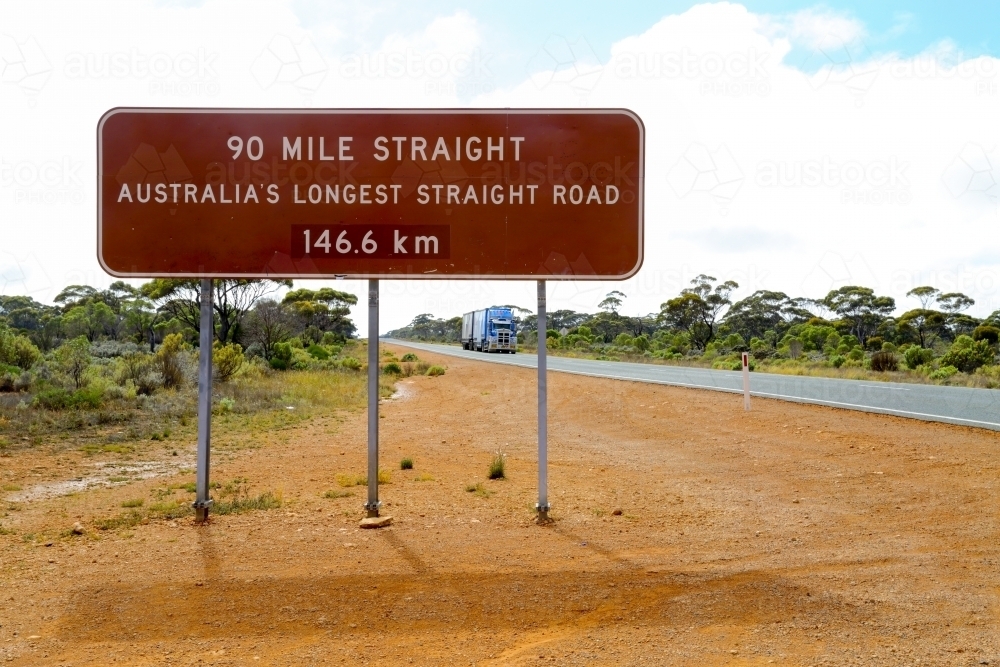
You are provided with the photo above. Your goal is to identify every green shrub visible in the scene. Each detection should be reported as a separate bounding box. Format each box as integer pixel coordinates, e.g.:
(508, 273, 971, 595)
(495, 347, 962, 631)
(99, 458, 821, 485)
(307, 344, 330, 360)
(340, 356, 362, 371)
(0, 325, 41, 370)
(400, 457, 414, 470)
(55, 336, 92, 389)
(382, 362, 402, 375)
(973, 325, 1000, 345)
(269, 341, 293, 370)
(156, 333, 187, 389)
(727, 357, 755, 371)
(940, 335, 995, 373)
(70, 386, 105, 409)
(426, 365, 446, 376)
(929, 365, 959, 381)
(33, 386, 104, 410)
(904, 345, 934, 369)
(33, 387, 71, 410)
(213, 342, 245, 381)
(289, 347, 313, 370)
(613, 333, 633, 347)
(401, 353, 419, 362)
(829, 355, 846, 368)
(118, 352, 156, 392)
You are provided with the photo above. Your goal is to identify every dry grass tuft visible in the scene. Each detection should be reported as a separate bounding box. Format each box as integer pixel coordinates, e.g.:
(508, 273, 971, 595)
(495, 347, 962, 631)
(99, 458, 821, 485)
(488, 449, 506, 480)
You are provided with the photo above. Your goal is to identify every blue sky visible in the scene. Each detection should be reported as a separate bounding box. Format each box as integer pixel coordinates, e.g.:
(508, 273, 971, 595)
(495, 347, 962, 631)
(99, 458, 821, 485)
(295, 0, 1000, 85)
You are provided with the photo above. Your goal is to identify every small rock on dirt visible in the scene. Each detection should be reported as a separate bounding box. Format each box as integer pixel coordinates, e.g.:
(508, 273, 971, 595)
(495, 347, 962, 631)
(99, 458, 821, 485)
(71, 522, 84, 535)
(359, 515, 393, 529)
(612, 509, 623, 516)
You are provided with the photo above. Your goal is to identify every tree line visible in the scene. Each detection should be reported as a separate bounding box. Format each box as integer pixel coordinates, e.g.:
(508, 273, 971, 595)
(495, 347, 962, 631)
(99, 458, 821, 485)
(0, 279, 357, 357)
(387, 276, 1000, 378)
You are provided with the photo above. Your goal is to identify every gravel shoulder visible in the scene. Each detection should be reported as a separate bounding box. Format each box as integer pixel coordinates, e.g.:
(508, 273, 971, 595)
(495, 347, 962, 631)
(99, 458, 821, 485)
(1, 344, 998, 666)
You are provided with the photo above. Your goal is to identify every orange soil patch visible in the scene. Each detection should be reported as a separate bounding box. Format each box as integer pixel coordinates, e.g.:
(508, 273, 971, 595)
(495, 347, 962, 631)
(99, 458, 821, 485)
(1, 344, 998, 665)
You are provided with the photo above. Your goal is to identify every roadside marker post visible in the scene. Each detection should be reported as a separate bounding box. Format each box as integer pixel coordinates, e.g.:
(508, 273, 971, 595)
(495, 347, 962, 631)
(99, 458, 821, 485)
(536, 280, 550, 521)
(365, 280, 381, 518)
(742, 352, 751, 411)
(97, 108, 644, 525)
(194, 279, 214, 522)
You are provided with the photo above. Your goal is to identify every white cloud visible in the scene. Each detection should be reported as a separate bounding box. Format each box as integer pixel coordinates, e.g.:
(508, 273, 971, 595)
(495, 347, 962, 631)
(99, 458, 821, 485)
(760, 7, 866, 51)
(4, 1, 1000, 334)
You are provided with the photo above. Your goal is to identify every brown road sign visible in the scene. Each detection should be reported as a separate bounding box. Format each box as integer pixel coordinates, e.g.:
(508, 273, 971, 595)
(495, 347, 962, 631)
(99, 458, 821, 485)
(98, 108, 644, 279)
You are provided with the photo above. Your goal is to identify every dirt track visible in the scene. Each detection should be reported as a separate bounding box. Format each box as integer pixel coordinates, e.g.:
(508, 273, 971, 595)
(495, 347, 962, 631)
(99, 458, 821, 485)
(2, 344, 999, 666)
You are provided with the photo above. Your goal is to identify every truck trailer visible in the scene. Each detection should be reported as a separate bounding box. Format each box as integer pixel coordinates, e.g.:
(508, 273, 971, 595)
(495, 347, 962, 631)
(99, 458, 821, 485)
(461, 307, 517, 353)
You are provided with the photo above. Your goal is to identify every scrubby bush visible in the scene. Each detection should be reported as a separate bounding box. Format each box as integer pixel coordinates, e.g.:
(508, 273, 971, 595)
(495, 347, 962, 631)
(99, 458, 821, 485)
(426, 365, 446, 376)
(269, 342, 293, 370)
(0, 370, 17, 392)
(401, 353, 419, 362)
(214, 342, 245, 382)
(869, 351, 898, 372)
(973, 325, 1000, 345)
(719, 333, 745, 352)
(904, 345, 934, 369)
(90, 340, 140, 359)
(940, 335, 995, 373)
(33, 386, 104, 410)
(156, 334, 187, 389)
(613, 333, 633, 347)
(340, 356, 362, 371)
(0, 325, 41, 370)
(400, 457, 413, 470)
(306, 344, 329, 360)
(929, 365, 959, 381)
(55, 337, 92, 389)
(382, 362, 402, 375)
(118, 351, 158, 394)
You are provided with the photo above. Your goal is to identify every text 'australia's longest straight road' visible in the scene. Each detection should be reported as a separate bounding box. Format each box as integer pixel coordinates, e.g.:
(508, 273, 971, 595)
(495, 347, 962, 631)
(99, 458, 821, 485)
(97, 108, 644, 279)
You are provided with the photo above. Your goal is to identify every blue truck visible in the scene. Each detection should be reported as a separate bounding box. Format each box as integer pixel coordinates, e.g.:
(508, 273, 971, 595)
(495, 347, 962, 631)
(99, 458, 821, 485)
(461, 307, 517, 353)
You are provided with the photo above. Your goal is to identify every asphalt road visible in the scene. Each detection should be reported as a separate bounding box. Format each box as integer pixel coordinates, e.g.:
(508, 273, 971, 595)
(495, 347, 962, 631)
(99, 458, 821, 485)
(384, 339, 1000, 432)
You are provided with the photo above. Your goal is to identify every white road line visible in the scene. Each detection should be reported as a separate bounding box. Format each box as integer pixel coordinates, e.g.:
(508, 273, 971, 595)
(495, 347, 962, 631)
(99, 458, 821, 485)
(857, 384, 911, 391)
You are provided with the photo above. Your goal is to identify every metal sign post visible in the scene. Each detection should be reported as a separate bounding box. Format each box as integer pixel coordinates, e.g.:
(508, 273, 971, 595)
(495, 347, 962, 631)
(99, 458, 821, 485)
(742, 351, 751, 411)
(365, 279, 381, 518)
(194, 279, 214, 522)
(536, 280, 549, 520)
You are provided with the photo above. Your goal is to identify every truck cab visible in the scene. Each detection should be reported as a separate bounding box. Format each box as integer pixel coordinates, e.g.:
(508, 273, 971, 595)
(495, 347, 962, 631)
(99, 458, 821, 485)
(462, 307, 517, 353)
